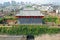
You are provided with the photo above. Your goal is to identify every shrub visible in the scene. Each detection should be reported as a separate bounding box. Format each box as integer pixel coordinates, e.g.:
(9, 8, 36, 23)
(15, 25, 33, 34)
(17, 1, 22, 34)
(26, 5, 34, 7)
(0, 25, 60, 35)
(43, 16, 58, 23)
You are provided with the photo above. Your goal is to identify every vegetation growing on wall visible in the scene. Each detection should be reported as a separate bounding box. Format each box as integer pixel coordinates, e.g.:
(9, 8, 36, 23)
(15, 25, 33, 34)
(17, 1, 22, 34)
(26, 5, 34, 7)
(0, 25, 60, 35)
(43, 16, 58, 23)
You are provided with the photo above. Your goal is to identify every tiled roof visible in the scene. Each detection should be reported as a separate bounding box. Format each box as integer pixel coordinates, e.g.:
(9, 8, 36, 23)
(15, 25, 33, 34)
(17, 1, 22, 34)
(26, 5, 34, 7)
(16, 10, 44, 16)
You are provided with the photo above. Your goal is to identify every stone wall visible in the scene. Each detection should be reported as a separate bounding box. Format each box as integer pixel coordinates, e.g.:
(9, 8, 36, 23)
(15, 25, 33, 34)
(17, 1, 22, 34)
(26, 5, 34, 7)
(0, 35, 26, 40)
(35, 34, 60, 40)
(0, 34, 60, 40)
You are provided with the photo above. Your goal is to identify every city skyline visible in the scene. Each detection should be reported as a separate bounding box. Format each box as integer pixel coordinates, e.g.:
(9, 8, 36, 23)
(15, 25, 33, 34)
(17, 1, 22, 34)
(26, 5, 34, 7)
(0, 0, 60, 4)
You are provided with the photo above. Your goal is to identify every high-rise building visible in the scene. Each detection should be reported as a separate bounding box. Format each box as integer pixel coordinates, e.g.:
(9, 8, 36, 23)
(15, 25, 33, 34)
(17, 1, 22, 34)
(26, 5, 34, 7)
(3, 2, 10, 7)
(0, 3, 2, 7)
(11, 1, 16, 6)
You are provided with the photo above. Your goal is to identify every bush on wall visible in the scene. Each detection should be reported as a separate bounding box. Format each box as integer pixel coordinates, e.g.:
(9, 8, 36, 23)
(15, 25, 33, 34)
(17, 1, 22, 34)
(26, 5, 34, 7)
(0, 25, 60, 35)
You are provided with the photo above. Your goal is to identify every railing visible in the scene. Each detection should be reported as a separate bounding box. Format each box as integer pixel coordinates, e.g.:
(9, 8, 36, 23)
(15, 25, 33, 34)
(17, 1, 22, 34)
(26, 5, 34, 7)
(0, 24, 60, 28)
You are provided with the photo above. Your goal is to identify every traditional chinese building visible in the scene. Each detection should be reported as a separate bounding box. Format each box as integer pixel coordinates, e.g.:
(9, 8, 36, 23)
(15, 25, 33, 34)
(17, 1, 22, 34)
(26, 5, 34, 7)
(15, 7, 44, 24)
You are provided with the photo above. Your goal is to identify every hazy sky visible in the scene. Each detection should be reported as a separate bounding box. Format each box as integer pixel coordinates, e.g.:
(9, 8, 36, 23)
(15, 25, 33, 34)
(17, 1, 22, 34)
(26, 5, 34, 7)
(0, 0, 60, 4)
